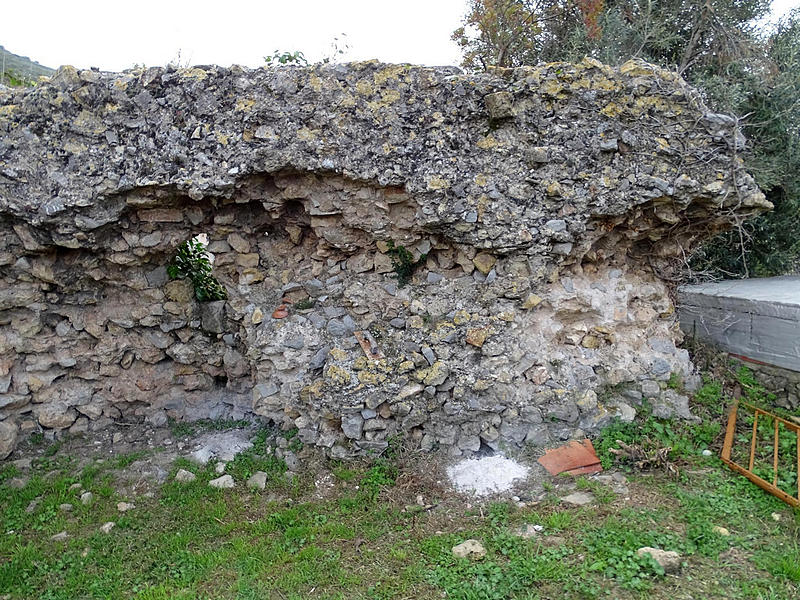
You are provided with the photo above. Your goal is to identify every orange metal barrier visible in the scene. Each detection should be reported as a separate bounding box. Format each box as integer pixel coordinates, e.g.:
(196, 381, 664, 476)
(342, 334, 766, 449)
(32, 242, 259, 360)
(721, 400, 800, 508)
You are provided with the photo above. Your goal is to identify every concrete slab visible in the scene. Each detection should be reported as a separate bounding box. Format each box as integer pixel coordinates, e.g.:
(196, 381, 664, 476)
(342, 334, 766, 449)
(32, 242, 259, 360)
(679, 276, 800, 372)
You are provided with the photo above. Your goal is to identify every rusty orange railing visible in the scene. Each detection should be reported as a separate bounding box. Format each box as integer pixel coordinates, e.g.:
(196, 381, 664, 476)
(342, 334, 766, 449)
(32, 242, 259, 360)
(721, 400, 800, 508)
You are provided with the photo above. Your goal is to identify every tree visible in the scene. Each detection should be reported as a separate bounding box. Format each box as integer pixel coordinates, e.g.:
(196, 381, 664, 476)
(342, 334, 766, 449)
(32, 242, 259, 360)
(453, 1, 800, 278)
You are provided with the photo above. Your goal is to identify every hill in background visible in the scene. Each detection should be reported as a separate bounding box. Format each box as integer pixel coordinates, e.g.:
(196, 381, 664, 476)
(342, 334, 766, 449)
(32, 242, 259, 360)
(1, 44, 55, 86)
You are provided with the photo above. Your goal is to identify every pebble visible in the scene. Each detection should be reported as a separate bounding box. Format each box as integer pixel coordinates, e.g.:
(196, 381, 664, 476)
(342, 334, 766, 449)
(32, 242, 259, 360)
(80, 492, 93, 506)
(452, 539, 486, 559)
(247, 471, 268, 490)
(712, 526, 730, 536)
(59, 503, 74, 513)
(209, 474, 235, 489)
(50, 531, 69, 542)
(512, 523, 544, 539)
(175, 469, 197, 483)
(117, 502, 135, 512)
(637, 547, 682, 573)
(215, 462, 227, 474)
(561, 492, 594, 507)
(99, 522, 115, 534)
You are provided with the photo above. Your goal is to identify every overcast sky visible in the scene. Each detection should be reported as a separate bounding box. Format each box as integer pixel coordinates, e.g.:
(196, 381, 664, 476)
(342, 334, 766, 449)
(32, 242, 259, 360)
(2, 0, 798, 72)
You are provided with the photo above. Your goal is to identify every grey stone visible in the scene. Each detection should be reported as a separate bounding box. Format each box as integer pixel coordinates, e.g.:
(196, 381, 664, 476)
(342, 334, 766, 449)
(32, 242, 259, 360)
(427, 272, 443, 284)
(561, 492, 594, 506)
(247, 471, 268, 490)
(209, 474, 235, 489)
(637, 547, 682, 573)
(327, 319, 348, 337)
(341, 414, 364, 439)
(200, 300, 227, 334)
(283, 336, 305, 350)
(175, 469, 197, 483)
(545, 219, 567, 232)
(389, 318, 406, 329)
(452, 539, 486, 559)
(309, 346, 330, 370)
(0, 420, 19, 459)
(100, 522, 116, 534)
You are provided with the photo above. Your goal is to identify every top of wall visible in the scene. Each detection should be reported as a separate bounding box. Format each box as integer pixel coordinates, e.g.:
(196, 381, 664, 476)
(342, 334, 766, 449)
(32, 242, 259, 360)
(0, 57, 768, 263)
(680, 276, 800, 308)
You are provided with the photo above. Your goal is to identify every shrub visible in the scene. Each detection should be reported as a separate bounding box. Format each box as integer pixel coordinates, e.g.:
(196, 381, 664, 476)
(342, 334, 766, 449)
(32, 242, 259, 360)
(167, 239, 227, 302)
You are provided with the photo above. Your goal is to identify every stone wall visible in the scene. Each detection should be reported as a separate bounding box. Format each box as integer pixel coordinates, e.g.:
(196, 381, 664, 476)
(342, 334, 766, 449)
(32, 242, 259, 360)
(0, 58, 768, 459)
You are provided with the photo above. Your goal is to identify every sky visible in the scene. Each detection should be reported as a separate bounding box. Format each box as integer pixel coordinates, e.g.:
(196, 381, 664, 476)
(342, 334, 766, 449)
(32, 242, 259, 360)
(2, 0, 798, 73)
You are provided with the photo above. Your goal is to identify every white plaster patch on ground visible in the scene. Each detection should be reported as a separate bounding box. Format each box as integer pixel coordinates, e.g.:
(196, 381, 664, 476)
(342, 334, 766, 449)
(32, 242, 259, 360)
(188, 430, 253, 464)
(446, 455, 530, 496)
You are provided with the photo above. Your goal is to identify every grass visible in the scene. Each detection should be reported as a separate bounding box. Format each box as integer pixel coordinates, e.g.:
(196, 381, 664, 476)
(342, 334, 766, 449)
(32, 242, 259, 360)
(1, 366, 799, 599)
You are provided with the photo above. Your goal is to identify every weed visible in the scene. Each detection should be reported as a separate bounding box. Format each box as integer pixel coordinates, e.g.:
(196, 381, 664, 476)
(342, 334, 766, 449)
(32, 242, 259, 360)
(167, 239, 227, 302)
(293, 298, 316, 310)
(386, 240, 426, 287)
(360, 461, 397, 500)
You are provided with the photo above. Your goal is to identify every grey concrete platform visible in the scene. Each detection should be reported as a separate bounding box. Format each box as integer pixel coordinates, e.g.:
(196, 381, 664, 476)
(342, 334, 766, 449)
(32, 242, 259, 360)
(678, 276, 800, 372)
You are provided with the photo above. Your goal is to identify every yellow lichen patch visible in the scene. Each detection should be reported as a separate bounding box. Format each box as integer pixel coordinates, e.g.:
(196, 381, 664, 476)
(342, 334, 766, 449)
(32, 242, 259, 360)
(235, 97, 255, 112)
(474, 174, 487, 187)
(300, 379, 324, 401)
(216, 132, 229, 146)
(104, 103, 120, 113)
(398, 360, 415, 373)
(113, 80, 128, 91)
(358, 370, 387, 385)
(655, 138, 671, 151)
(356, 80, 374, 96)
(242, 129, 254, 142)
(297, 127, 316, 141)
(541, 79, 566, 97)
(325, 365, 351, 386)
(498, 311, 515, 322)
(329, 348, 348, 361)
(473, 379, 490, 392)
(426, 175, 449, 191)
(453, 310, 471, 325)
(373, 64, 408, 86)
(476, 135, 499, 150)
(633, 96, 679, 115)
(179, 67, 208, 81)
(619, 60, 657, 77)
(415, 361, 450, 386)
(545, 181, 562, 197)
(73, 110, 106, 135)
(0, 105, 17, 117)
(63, 140, 88, 154)
(307, 73, 323, 93)
(600, 102, 623, 118)
(381, 89, 401, 104)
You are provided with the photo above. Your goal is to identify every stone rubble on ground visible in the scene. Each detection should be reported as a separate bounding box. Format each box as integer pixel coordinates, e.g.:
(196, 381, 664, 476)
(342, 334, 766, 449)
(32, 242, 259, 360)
(561, 491, 595, 506)
(636, 547, 682, 573)
(452, 539, 487, 559)
(100, 522, 115, 534)
(175, 468, 197, 483)
(511, 523, 544, 539)
(209, 474, 235, 489)
(247, 471, 267, 490)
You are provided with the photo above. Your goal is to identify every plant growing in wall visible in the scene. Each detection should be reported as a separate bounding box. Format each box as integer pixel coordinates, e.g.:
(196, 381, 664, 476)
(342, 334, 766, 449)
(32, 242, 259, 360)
(386, 240, 426, 288)
(167, 239, 227, 302)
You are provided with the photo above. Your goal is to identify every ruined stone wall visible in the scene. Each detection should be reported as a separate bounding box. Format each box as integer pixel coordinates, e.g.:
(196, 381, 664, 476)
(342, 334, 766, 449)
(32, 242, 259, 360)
(0, 58, 768, 458)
